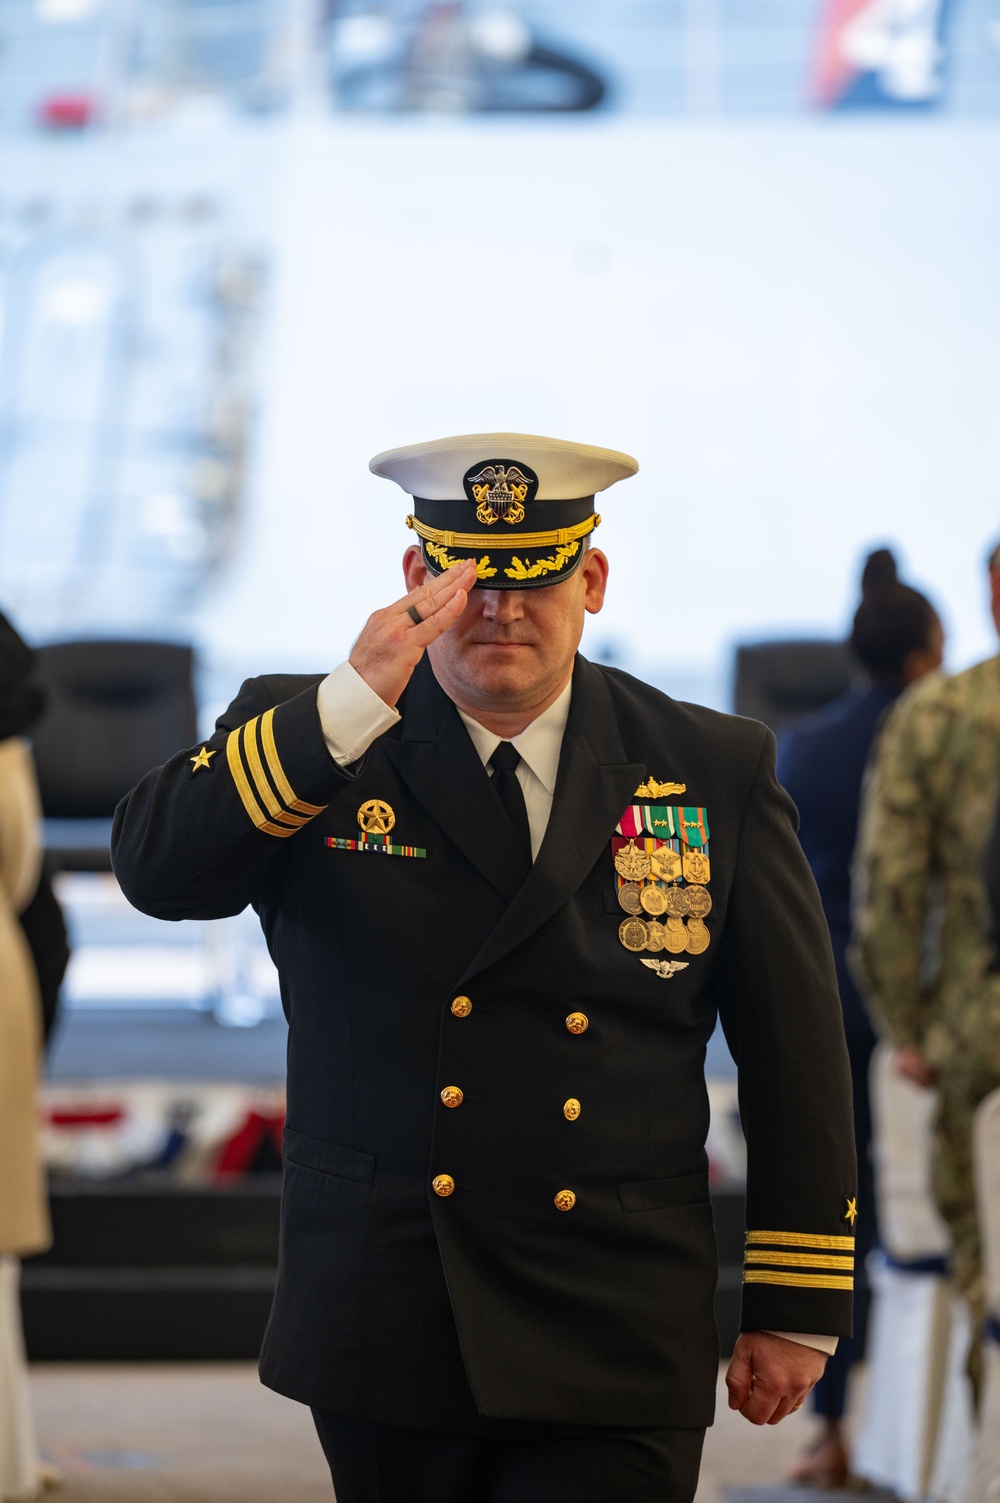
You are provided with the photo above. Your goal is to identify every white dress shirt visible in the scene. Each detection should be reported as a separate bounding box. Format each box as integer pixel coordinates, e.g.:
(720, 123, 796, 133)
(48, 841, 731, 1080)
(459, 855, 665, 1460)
(456, 683, 570, 862)
(315, 661, 837, 1359)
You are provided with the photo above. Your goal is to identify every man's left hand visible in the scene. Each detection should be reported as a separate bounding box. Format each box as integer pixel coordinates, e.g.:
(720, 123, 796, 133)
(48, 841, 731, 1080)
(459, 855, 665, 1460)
(725, 1331, 827, 1425)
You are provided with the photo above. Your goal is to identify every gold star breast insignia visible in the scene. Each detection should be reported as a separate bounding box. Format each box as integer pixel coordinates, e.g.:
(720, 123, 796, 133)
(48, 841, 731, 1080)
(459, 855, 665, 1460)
(357, 799, 395, 836)
(190, 746, 217, 773)
(844, 1197, 858, 1227)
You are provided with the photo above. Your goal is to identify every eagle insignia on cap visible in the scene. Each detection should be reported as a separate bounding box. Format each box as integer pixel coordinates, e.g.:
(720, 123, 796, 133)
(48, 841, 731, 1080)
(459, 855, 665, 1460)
(464, 461, 538, 527)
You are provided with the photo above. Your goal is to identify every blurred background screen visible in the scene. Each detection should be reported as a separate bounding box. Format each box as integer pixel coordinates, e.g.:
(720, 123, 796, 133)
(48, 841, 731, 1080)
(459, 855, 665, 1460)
(0, 0, 996, 717)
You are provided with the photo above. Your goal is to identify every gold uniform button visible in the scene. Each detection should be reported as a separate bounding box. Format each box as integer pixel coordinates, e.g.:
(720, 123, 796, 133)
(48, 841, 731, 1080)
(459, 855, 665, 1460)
(440, 1086, 464, 1109)
(554, 1189, 577, 1212)
(432, 1174, 455, 1197)
(565, 1012, 589, 1035)
(451, 996, 472, 1018)
(563, 1098, 581, 1121)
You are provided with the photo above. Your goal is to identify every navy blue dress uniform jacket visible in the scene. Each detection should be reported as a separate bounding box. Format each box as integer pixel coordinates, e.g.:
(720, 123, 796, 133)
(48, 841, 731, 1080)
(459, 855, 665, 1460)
(112, 654, 857, 1433)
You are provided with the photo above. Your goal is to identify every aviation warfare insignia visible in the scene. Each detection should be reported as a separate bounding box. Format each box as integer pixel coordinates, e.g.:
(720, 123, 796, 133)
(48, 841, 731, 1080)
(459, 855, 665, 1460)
(611, 803, 713, 965)
(641, 959, 689, 980)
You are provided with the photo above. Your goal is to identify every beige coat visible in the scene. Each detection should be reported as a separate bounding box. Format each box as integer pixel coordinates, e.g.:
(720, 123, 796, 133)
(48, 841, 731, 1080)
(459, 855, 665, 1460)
(0, 738, 50, 1256)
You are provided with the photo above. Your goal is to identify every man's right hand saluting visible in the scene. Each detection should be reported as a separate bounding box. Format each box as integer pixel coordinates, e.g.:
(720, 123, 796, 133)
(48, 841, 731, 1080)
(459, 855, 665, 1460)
(349, 557, 477, 710)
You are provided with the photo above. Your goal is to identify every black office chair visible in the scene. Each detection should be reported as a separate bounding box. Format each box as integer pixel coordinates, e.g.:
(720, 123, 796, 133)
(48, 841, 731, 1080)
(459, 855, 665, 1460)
(32, 640, 198, 871)
(732, 639, 858, 736)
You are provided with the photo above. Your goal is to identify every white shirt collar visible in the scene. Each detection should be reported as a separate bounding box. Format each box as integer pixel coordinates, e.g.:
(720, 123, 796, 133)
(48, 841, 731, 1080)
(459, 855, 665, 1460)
(457, 679, 572, 796)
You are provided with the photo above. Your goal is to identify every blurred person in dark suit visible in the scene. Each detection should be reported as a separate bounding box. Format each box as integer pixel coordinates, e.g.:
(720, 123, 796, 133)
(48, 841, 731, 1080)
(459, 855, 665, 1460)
(0, 611, 54, 1502)
(777, 549, 943, 1485)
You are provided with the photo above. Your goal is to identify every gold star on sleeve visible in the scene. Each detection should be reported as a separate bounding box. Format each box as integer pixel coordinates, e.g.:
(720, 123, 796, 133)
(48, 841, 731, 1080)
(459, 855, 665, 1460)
(190, 746, 217, 773)
(844, 1197, 858, 1227)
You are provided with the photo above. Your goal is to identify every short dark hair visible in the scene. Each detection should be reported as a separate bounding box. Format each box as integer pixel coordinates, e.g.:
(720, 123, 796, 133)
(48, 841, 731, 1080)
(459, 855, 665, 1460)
(850, 548, 939, 680)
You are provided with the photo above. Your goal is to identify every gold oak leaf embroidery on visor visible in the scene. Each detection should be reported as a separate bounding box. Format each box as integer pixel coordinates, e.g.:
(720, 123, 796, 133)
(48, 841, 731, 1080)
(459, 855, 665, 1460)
(226, 707, 327, 838)
(742, 1229, 855, 1292)
(504, 542, 579, 582)
(424, 541, 497, 579)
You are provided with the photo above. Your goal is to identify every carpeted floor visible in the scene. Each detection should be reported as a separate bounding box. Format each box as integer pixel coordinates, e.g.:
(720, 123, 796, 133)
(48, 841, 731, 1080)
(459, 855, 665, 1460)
(30, 1364, 331, 1502)
(29, 1361, 860, 1503)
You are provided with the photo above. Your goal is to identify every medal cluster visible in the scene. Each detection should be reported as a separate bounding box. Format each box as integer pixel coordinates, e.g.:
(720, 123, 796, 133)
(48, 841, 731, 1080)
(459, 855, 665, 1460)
(612, 800, 712, 958)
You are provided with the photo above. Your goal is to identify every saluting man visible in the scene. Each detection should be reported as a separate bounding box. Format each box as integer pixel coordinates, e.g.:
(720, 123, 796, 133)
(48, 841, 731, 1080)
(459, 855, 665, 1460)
(113, 434, 857, 1503)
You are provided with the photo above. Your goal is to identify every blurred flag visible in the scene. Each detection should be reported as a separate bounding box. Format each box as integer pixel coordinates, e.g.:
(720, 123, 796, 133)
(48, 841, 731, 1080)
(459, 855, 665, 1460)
(813, 0, 951, 108)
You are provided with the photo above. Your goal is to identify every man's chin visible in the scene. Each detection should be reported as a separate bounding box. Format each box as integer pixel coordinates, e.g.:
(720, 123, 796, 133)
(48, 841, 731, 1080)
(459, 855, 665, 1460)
(453, 652, 541, 703)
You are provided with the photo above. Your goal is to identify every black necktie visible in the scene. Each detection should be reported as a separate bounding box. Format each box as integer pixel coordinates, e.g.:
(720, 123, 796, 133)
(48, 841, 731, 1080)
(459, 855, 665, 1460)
(490, 741, 532, 870)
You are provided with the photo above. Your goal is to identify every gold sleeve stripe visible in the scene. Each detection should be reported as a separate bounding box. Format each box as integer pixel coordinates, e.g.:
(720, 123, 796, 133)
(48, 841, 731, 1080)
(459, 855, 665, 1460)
(744, 1270, 853, 1291)
(745, 1251, 854, 1271)
(225, 726, 297, 839)
(746, 1231, 855, 1252)
(260, 707, 326, 816)
(242, 719, 310, 828)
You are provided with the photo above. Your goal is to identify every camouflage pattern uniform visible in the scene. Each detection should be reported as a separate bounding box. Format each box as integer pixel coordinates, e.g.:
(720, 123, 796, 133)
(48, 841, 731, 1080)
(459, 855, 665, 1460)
(853, 653, 1000, 1338)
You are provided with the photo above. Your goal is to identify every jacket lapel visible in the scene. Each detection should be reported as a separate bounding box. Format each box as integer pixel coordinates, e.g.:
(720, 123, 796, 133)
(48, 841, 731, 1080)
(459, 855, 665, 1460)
(458, 656, 646, 984)
(382, 658, 528, 902)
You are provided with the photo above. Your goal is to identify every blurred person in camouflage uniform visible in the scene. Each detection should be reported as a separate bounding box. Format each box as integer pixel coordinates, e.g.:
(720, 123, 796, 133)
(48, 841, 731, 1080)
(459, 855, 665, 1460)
(854, 539, 1000, 1371)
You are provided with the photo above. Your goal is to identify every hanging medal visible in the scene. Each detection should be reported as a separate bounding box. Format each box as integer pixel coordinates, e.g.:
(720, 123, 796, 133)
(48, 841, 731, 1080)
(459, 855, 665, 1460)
(614, 838, 652, 882)
(612, 797, 713, 964)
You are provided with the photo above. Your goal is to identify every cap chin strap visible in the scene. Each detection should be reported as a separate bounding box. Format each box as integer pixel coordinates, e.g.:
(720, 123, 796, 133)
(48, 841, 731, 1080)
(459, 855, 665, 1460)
(405, 513, 600, 550)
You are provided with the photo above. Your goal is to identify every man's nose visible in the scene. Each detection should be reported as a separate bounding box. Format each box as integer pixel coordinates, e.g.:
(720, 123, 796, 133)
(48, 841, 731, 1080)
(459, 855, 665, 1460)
(479, 590, 526, 622)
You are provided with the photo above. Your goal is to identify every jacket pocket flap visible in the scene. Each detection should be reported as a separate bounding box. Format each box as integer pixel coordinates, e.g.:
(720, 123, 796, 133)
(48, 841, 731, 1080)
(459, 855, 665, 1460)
(283, 1128, 375, 1184)
(618, 1171, 709, 1213)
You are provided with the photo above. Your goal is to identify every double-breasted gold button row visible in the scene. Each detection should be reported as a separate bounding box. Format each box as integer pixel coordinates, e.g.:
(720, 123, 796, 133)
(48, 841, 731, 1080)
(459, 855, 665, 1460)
(437, 999, 581, 1205)
(454, 999, 588, 1035)
(432, 1175, 576, 1211)
(440, 1086, 580, 1119)
(453, 998, 587, 1036)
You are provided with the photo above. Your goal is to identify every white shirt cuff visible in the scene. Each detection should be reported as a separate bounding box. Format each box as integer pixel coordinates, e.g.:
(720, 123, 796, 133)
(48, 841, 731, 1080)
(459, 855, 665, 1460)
(316, 661, 400, 767)
(764, 1330, 838, 1356)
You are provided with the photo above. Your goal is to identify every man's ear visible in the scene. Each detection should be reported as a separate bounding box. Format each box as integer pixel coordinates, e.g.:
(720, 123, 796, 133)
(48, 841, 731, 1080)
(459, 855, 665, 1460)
(582, 548, 609, 616)
(403, 545, 426, 593)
